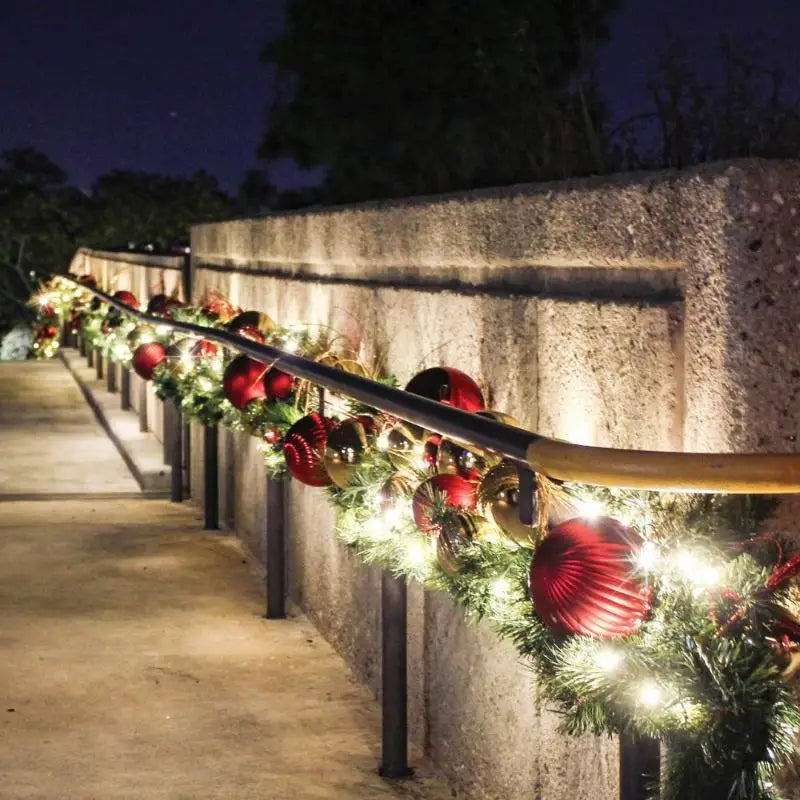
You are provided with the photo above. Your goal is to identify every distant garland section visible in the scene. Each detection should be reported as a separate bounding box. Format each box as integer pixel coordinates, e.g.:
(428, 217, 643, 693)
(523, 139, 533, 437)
(32, 274, 800, 800)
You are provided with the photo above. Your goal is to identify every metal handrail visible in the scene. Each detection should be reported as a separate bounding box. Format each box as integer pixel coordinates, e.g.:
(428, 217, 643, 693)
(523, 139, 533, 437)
(65, 275, 800, 494)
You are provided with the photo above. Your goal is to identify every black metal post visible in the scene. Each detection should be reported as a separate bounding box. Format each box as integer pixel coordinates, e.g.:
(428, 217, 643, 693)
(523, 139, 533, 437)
(138, 380, 148, 432)
(317, 386, 325, 416)
(162, 400, 173, 465)
(183, 423, 191, 497)
(265, 473, 287, 619)
(95, 349, 103, 380)
(380, 571, 412, 779)
(87, 346, 93, 367)
(120, 368, 131, 410)
(620, 733, 660, 800)
(79, 334, 86, 357)
(203, 425, 219, 530)
(106, 359, 117, 393)
(169, 403, 183, 503)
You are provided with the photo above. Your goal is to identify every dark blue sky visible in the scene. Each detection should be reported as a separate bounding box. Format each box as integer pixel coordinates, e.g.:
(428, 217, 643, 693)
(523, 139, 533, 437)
(0, 1, 797, 193)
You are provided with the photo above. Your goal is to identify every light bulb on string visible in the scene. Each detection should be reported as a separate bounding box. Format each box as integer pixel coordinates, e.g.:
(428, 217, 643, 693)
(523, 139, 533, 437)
(574, 497, 606, 520)
(637, 680, 664, 709)
(594, 648, 623, 672)
(635, 541, 660, 573)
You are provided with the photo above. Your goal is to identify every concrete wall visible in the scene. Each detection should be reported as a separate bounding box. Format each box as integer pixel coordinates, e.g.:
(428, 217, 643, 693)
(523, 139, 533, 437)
(75, 160, 800, 799)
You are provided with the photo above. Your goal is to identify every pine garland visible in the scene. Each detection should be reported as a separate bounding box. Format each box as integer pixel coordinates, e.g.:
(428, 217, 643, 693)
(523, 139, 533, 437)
(32, 275, 800, 800)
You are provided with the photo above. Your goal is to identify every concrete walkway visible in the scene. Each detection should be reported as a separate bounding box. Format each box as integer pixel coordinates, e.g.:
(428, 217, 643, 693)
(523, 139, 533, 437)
(0, 362, 448, 799)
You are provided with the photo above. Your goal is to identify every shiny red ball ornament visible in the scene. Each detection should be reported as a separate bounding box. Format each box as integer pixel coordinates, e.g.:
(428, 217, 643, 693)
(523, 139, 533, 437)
(78, 274, 97, 288)
(37, 325, 58, 339)
(529, 517, 651, 638)
(412, 474, 478, 536)
(190, 339, 218, 358)
(283, 413, 335, 486)
(39, 302, 55, 317)
(132, 342, 167, 380)
(264, 368, 294, 400)
(405, 367, 485, 412)
(112, 290, 139, 309)
(222, 355, 268, 410)
(264, 427, 281, 445)
(147, 293, 183, 317)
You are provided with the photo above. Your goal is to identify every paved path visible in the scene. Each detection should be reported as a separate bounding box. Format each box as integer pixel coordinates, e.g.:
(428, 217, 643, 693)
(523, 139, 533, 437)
(0, 362, 448, 799)
(0, 361, 139, 497)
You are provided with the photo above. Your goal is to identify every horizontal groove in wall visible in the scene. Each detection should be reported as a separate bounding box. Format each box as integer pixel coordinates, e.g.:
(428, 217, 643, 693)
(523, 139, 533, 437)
(194, 260, 684, 304)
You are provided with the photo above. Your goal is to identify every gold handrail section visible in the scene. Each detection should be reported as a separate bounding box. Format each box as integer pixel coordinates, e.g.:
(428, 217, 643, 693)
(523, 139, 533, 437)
(526, 439, 800, 493)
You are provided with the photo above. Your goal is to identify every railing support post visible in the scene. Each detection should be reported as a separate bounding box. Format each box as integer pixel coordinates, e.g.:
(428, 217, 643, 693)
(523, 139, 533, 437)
(78, 334, 86, 357)
(265, 473, 287, 619)
(95, 349, 103, 380)
(120, 368, 131, 410)
(620, 733, 660, 800)
(169, 402, 183, 503)
(138, 380, 148, 432)
(106, 359, 116, 393)
(162, 400, 173, 465)
(380, 571, 411, 779)
(203, 425, 219, 530)
(87, 346, 93, 368)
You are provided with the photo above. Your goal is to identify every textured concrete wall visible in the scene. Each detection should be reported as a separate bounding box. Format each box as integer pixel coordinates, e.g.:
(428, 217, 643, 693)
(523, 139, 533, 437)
(73, 160, 800, 799)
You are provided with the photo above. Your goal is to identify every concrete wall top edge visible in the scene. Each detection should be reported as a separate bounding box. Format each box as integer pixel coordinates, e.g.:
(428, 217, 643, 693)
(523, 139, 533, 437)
(76, 247, 185, 271)
(191, 159, 800, 281)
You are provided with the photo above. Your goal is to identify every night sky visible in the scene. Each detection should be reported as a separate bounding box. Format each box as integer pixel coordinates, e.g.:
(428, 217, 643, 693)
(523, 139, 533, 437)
(0, 0, 798, 193)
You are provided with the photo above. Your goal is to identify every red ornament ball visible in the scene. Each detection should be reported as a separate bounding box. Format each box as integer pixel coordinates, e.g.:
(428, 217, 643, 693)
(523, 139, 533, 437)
(147, 293, 183, 317)
(283, 413, 335, 486)
(222, 355, 268, 410)
(112, 290, 139, 309)
(78, 274, 97, 288)
(37, 325, 59, 340)
(529, 517, 651, 638)
(191, 339, 218, 358)
(236, 325, 266, 344)
(132, 342, 167, 380)
(264, 427, 281, 445)
(229, 310, 276, 337)
(412, 474, 478, 536)
(264, 367, 294, 400)
(405, 367, 485, 412)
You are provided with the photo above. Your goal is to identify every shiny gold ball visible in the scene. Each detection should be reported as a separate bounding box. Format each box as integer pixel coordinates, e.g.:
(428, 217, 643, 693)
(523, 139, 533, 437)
(127, 325, 156, 349)
(377, 473, 414, 513)
(436, 512, 493, 576)
(316, 352, 370, 378)
(436, 439, 487, 480)
(323, 418, 370, 488)
(478, 461, 538, 546)
(386, 422, 425, 472)
(476, 410, 523, 428)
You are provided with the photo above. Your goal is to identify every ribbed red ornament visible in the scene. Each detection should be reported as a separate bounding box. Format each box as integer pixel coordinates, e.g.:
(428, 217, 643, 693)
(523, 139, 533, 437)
(405, 367, 485, 412)
(529, 517, 651, 638)
(112, 290, 139, 309)
(222, 355, 268, 410)
(412, 474, 478, 536)
(264, 368, 294, 400)
(283, 413, 335, 486)
(132, 342, 167, 380)
(191, 340, 218, 358)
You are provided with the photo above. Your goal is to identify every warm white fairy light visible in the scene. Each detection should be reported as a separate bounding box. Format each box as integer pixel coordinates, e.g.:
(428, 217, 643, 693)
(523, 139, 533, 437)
(594, 648, 623, 672)
(376, 431, 391, 451)
(673, 550, 720, 591)
(636, 541, 660, 572)
(155, 324, 172, 337)
(197, 377, 214, 393)
(281, 337, 299, 354)
(405, 540, 428, 567)
(113, 343, 131, 361)
(180, 351, 194, 371)
(574, 498, 606, 520)
(638, 681, 664, 708)
(490, 577, 511, 601)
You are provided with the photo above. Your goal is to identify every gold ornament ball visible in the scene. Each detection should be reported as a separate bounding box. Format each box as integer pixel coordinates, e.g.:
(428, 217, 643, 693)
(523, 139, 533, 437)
(436, 512, 492, 576)
(323, 418, 370, 488)
(377, 473, 414, 513)
(386, 422, 424, 472)
(478, 461, 538, 545)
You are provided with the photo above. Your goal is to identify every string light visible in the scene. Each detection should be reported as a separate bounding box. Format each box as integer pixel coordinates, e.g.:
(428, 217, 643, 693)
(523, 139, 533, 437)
(673, 550, 720, 591)
(636, 541, 660, 572)
(375, 431, 391, 451)
(155, 324, 172, 337)
(574, 498, 606, 520)
(594, 648, 623, 672)
(405, 541, 428, 567)
(637, 681, 664, 708)
(490, 577, 511, 601)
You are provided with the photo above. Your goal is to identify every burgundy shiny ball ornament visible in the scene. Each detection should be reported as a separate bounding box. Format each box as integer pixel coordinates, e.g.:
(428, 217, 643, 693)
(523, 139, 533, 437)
(222, 355, 268, 410)
(112, 290, 139, 309)
(78, 274, 97, 288)
(191, 339, 218, 358)
(147, 293, 183, 317)
(264, 368, 295, 400)
(405, 367, 485, 412)
(229, 310, 276, 337)
(529, 517, 651, 638)
(132, 342, 167, 380)
(283, 413, 336, 487)
(412, 474, 478, 536)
